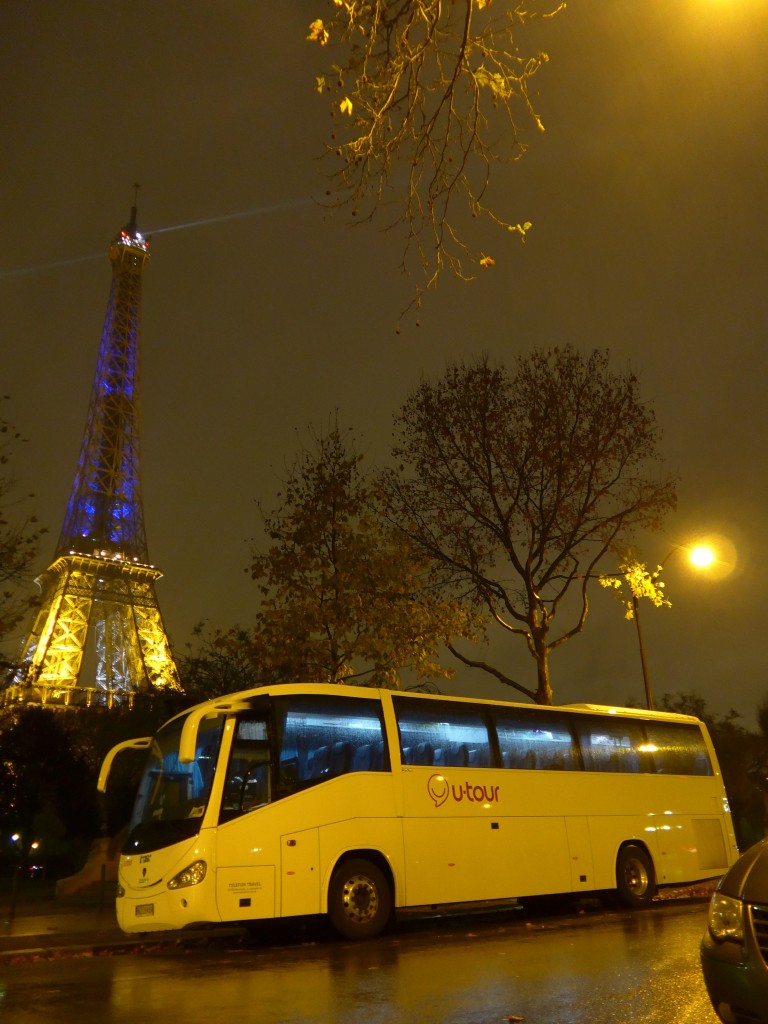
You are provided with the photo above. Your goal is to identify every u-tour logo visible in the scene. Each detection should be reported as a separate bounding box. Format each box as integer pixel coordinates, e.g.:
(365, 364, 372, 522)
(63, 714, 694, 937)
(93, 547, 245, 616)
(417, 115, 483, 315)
(427, 773, 500, 807)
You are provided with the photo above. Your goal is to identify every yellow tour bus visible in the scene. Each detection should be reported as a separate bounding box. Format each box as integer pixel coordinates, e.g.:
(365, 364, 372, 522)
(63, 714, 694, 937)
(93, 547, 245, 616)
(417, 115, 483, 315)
(98, 683, 738, 939)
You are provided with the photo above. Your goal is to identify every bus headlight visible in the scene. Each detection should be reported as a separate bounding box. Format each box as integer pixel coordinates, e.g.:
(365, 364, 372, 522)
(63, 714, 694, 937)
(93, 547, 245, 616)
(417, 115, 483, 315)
(708, 892, 744, 943)
(167, 860, 207, 890)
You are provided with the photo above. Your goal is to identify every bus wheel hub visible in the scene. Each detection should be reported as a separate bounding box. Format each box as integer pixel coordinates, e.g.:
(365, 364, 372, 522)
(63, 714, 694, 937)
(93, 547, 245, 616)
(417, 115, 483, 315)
(342, 874, 378, 923)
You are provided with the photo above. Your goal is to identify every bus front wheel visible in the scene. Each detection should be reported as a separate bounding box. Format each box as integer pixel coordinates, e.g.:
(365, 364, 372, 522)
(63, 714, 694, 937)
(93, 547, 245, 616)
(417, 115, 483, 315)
(616, 844, 656, 908)
(328, 858, 392, 940)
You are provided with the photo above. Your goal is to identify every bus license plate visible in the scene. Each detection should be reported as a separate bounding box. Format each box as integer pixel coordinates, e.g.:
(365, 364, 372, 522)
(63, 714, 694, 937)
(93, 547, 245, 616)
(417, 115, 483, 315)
(135, 904, 155, 917)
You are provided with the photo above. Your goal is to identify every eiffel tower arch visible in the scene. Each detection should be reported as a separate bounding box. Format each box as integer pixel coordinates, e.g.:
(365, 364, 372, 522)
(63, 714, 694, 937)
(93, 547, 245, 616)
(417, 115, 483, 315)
(3, 205, 181, 710)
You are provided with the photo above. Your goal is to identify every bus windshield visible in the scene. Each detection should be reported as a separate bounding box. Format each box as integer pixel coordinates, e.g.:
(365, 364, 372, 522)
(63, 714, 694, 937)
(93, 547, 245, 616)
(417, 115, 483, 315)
(124, 712, 225, 854)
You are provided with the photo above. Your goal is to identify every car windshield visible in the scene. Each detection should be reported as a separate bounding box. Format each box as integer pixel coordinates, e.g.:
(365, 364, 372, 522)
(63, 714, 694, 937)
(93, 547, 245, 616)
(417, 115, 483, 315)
(123, 712, 226, 854)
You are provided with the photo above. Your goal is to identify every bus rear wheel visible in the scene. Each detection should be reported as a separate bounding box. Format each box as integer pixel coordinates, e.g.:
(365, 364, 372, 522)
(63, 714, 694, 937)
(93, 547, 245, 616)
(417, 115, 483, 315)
(328, 858, 391, 940)
(616, 844, 656, 908)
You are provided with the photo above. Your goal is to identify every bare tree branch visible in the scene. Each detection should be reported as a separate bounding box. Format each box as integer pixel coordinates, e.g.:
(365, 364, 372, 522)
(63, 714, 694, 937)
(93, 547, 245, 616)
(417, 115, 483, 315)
(382, 348, 678, 704)
(446, 640, 535, 701)
(308, 1, 564, 311)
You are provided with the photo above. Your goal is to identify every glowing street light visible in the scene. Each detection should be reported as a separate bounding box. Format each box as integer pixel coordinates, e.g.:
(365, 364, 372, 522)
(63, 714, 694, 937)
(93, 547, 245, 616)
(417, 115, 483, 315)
(689, 544, 715, 569)
(680, 533, 737, 581)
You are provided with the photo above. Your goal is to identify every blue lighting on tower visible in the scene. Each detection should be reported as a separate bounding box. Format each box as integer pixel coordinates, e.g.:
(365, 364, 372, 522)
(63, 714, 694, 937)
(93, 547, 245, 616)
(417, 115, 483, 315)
(56, 211, 150, 562)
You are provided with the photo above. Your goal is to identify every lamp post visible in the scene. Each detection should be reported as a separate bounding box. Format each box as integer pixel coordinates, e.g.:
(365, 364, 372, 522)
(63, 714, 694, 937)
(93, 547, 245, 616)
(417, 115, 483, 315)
(631, 593, 654, 710)
(600, 538, 729, 711)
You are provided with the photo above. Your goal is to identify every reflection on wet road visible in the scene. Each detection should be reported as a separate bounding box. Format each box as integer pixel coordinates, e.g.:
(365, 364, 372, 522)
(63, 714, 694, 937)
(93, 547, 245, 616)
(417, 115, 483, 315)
(0, 903, 718, 1024)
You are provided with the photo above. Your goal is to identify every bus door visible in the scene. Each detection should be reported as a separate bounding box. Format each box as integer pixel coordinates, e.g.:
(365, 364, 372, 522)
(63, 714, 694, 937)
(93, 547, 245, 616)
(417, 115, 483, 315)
(215, 712, 278, 922)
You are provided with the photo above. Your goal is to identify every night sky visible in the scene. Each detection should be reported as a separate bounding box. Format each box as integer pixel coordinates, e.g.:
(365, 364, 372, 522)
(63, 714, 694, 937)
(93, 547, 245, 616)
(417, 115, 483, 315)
(3, 2, 768, 724)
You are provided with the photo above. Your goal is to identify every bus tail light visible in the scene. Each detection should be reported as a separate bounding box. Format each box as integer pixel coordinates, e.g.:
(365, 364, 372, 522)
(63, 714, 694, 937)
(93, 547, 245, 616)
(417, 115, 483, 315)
(167, 860, 207, 890)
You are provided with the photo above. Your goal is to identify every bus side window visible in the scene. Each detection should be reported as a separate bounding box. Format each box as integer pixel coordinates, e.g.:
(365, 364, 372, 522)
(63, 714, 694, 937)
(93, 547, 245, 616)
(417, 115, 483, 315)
(273, 694, 390, 794)
(308, 745, 330, 778)
(393, 697, 492, 768)
(331, 740, 351, 774)
(350, 740, 386, 772)
(305, 742, 351, 778)
(278, 756, 300, 797)
(572, 716, 646, 774)
(464, 747, 481, 768)
(352, 744, 371, 771)
(414, 742, 433, 765)
(494, 708, 577, 771)
(644, 722, 713, 776)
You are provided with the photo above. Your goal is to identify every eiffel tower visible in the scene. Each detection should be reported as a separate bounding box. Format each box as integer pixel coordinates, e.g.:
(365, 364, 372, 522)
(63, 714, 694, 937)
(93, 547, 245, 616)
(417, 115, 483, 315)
(4, 202, 180, 710)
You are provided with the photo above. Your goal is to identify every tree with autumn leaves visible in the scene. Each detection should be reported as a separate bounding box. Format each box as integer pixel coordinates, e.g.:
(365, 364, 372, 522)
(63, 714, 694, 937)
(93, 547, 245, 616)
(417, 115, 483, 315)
(234, 422, 481, 688)
(0, 399, 46, 656)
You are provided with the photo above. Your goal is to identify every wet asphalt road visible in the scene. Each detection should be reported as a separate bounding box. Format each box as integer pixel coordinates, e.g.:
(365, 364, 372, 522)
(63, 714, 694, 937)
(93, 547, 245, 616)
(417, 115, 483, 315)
(0, 902, 718, 1024)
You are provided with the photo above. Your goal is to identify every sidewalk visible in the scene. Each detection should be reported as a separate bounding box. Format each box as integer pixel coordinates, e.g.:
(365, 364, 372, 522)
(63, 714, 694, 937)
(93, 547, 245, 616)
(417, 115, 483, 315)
(0, 881, 238, 964)
(0, 886, 127, 962)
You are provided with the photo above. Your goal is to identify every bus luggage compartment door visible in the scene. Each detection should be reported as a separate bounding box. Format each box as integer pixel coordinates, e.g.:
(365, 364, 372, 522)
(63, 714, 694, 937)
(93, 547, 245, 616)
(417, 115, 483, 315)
(565, 816, 595, 892)
(281, 827, 321, 917)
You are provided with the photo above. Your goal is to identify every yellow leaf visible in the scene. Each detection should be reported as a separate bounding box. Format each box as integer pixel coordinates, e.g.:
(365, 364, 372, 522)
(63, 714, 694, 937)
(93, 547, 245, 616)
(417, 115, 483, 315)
(307, 19, 330, 45)
(476, 66, 511, 99)
(315, 75, 326, 94)
(479, 255, 495, 269)
(509, 221, 532, 240)
(340, 96, 354, 116)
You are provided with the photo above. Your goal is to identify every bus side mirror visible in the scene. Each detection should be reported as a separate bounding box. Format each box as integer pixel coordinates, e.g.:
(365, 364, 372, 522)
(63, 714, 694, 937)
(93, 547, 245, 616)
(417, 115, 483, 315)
(97, 737, 152, 793)
(179, 699, 253, 764)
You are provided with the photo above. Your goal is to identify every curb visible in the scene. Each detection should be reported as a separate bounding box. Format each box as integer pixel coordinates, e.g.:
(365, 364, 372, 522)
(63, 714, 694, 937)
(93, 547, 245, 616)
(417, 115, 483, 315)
(0, 925, 248, 965)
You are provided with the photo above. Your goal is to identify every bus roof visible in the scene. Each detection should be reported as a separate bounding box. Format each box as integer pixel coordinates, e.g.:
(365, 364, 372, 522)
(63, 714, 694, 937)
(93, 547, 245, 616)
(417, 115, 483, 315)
(168, 683, 704, 739)
(563, 702, 701, 723)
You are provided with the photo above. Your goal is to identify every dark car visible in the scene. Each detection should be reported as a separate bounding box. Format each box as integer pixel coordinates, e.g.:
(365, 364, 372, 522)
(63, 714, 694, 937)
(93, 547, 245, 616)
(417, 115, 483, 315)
(700, 836, 768, 1023)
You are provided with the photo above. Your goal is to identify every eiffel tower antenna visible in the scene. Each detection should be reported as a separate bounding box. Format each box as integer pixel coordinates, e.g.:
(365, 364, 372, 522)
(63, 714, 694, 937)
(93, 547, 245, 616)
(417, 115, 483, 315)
(129, 182, 140, 233)
(4, 201, 181, 710)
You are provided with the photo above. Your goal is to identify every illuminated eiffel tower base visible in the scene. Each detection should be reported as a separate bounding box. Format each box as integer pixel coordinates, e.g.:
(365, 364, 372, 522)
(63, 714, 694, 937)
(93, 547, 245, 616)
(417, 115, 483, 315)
(4, 206, 180, 710)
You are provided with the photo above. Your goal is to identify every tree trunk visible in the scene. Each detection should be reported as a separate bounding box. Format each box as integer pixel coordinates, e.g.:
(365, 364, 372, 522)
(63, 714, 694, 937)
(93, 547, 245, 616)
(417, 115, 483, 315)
(533, 637, 553, 706)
